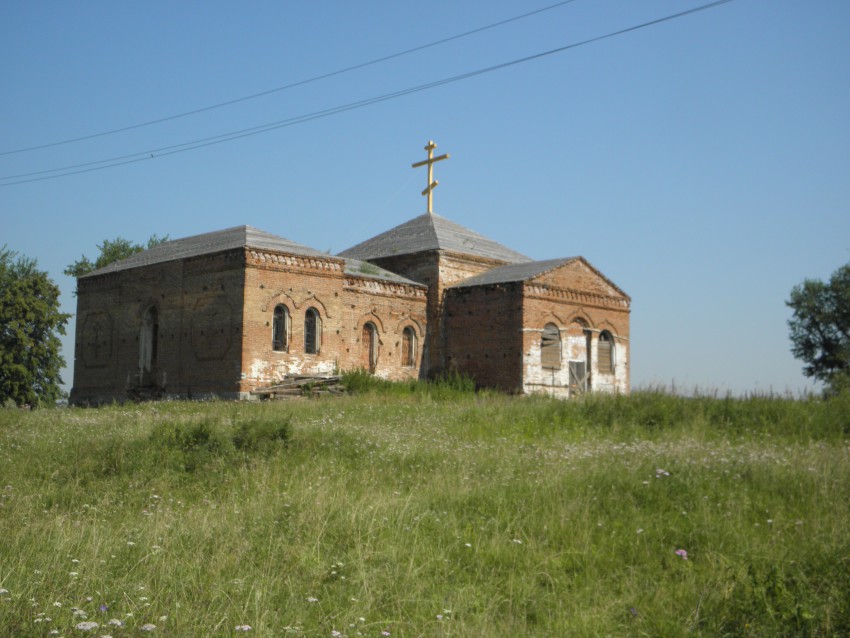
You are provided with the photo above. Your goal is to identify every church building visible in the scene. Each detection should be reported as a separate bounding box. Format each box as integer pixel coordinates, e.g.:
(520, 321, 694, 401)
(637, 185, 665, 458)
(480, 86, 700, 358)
(69, 142, 630, 404)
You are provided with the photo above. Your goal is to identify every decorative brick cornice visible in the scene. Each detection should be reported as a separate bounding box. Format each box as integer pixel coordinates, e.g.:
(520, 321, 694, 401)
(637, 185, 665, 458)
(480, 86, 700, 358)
(524, 283, 630, 310)
(246, 249, 344, 274)
(344, 277, 427, 300)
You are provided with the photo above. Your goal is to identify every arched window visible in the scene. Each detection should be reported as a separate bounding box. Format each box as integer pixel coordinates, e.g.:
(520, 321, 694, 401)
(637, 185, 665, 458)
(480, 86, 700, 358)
(598, 331, 614, 374)
(541, 323, 561, 369)
(361, 322, 378, 372)
(139, 306, 158, 384)
(272, 304, 289, 352)
(402, 326, 416, 367)
(304, 307, 321, 354)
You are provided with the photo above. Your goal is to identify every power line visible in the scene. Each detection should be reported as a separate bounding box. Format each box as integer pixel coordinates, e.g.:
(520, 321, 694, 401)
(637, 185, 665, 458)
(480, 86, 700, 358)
(0, 0, 736, 187)
(0, 0, 580, 157)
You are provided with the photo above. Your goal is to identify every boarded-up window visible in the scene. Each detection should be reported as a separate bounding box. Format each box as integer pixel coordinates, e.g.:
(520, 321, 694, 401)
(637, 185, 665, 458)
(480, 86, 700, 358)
(569, 361, 587, 393)
(598, 331, 614, 374)
(272, 305, 289, 352)
(541, 323, 561, 369)
(402, 326, 416, 367)
(304, 308, 321, 354)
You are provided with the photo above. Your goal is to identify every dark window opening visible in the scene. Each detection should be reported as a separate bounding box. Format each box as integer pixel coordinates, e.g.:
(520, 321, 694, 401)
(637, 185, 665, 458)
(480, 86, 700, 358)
(361, 322, 378, 373)
(305, 308, 321, 354)
(402, 327, 416, 367)
(273, 305, 289, 352)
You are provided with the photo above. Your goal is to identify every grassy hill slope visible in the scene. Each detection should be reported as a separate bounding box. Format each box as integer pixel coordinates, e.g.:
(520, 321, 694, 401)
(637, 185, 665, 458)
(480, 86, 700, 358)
(1, 390, 848, 637)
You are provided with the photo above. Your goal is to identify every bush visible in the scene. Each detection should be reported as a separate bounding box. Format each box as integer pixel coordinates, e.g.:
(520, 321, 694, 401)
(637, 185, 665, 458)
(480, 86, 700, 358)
(232, 415, 291, 451)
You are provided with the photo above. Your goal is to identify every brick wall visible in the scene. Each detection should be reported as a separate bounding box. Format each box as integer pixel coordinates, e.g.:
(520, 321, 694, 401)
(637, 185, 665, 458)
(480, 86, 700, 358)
(443, 282, 524, 391)
(369, 250, 513, 376)
(520, 259, 630, 397)
(71, 248, 428, 403)
(70, 249, 246, 404)
(239, 250, 428, 393)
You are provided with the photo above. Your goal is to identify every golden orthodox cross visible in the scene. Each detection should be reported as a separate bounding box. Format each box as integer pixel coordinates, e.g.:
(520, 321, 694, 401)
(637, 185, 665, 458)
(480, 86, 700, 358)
(411, 140, 449, 214)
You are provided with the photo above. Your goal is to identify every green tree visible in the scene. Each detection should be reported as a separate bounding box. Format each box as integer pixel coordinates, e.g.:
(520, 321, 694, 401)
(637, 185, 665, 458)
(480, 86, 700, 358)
(786, 261, 850, 395)
(64, 234, 169, 279)
(0, 247, 71, 406)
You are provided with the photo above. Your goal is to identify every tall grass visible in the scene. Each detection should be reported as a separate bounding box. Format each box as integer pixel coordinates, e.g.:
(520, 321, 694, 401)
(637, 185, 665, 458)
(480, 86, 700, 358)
(0, 390, 847, 636)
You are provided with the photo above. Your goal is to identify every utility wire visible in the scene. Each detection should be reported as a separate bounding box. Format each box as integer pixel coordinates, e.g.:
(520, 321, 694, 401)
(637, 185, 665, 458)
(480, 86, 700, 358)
(0, 0, 736, 187)
(0, 0, 580, 157)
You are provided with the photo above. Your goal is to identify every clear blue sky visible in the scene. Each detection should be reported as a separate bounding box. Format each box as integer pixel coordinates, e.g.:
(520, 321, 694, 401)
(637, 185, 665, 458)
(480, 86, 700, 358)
(2, 0, 848, 395)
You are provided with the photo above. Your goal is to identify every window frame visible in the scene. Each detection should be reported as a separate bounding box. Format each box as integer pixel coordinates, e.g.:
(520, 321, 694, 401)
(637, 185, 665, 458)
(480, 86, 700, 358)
(401, 326, 416, 367)
(304, 307, 321, 354)
(598, 330, 614, 375)
(541, 323, 562, 370)
(272, 304, 290, 352)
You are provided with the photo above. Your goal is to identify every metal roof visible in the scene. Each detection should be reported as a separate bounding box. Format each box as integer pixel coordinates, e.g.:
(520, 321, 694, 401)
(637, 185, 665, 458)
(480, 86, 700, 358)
(448, 258, 576, 288)
(342, 258, 426, 287)
(338, 212, 530, 264)
(80, 225, 423, 286)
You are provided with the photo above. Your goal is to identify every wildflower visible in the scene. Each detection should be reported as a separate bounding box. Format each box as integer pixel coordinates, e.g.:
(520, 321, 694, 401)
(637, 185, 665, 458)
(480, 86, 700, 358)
(140, 623, 156, 631)
(75, 621, 99, 631)
(0, 588, 8, 595)
(235, 625, 252, 632)
(107, 619, 123, 627)
(70, 572, 79, 577)
(331, 631, 342, 637)
(99, 604, 108, 613)
(306, 596, 319, 603)
(655, 469, 670, 478)
(675, 549, 688, 560)
(511, 539, 522, 544)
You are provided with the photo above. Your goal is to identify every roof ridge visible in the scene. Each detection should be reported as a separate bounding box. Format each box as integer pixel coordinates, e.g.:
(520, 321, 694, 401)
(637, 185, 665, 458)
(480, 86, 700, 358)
(81, 225, 332, 278)
(338, 211, 529, 263)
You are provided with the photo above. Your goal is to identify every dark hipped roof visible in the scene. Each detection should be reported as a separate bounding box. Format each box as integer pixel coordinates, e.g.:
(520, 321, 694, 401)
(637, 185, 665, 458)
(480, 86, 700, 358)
(81, 225, 423, 286)
(449, 258, 576, 288)
(338, 212, 530, 264)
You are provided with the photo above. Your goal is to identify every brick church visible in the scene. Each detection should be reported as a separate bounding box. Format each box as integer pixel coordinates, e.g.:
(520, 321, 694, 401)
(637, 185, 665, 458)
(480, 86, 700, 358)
(69, 142, 630, 404)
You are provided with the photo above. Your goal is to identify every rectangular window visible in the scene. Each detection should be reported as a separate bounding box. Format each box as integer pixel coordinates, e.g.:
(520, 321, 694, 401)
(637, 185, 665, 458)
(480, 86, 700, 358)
(569, 361, 587, 393)
(541, 324, 561, 369)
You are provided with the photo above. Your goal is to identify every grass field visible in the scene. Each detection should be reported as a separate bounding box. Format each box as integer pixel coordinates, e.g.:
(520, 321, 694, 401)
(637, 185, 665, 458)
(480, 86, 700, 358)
(1, 383, 848, 637)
